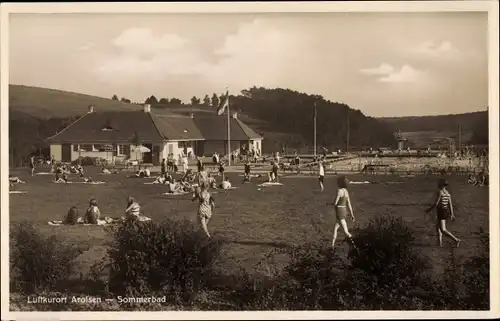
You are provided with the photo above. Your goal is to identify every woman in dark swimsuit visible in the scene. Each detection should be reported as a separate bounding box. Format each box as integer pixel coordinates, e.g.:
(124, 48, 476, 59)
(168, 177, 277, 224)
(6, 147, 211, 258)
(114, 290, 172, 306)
(425, 178, 461, 247)
(327, 176, 355, 249)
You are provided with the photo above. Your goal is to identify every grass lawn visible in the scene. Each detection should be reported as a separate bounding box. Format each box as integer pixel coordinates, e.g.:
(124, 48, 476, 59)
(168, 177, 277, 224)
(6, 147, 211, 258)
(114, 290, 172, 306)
(9, 168, 489, 280)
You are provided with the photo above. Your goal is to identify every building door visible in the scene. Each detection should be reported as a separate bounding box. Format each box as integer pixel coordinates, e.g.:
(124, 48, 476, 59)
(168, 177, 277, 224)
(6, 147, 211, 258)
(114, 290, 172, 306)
(143, 143, 153, 164)
(152, 145, 160, 165)
(61, 144, 72, 163)
(195, 141, 205, 157)
(168, 143, 174, 155)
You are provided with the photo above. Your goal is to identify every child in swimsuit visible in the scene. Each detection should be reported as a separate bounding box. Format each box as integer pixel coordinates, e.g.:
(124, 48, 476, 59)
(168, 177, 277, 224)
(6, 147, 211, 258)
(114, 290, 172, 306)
(327, 176, 355, 249)
(425, 179, 461, 247)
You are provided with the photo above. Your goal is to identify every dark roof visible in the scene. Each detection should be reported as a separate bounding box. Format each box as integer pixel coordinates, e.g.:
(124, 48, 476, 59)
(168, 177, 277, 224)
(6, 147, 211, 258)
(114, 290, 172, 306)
(47, 110, 263, 143)
(193, 116, 262, 141)
(46, 111, 164, 143)
(151, 114, 204, 140)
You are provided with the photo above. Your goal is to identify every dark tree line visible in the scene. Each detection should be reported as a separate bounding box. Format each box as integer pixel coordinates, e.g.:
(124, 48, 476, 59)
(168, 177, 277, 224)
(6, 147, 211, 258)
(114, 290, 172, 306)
(229, 87, 396, 149)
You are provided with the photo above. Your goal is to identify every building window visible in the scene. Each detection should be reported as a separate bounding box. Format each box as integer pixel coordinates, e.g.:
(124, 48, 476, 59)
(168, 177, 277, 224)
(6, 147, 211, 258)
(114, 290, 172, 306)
(73, 144, 79, 152)
(116, 144, 126, 156)
(80, 144, 93, 152)
(93, 144, 103, 152)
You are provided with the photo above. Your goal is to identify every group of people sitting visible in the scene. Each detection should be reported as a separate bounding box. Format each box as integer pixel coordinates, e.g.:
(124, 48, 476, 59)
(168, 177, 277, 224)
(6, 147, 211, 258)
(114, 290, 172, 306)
(467, 171, 489, 187)
(61, 196, 149, 225)
(135, 166, 152, 178)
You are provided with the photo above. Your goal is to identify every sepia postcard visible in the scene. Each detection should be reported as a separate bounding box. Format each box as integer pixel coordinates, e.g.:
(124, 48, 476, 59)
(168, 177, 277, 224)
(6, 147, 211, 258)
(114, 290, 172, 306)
(1, 1, 499, 320)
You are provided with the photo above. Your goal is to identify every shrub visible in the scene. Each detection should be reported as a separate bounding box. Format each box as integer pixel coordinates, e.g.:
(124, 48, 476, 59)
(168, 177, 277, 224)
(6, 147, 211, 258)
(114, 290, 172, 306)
(434, 228, 490, 310)
(347, 215, 430, 286)
(238, 215, 436, 310)
(10, 222, 88, 293)
(104, 219, 222, 303)
(462, 228, 489, 310)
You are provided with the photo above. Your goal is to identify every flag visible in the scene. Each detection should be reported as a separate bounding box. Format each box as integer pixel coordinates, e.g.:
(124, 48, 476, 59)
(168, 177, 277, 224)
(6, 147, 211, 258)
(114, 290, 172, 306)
(217, 90, 229, 116)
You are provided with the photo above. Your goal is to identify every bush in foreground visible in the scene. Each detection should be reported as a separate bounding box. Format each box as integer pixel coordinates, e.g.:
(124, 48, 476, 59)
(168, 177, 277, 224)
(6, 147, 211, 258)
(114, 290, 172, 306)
(10, 222, 88, 293)
(104, 219, 222, 304)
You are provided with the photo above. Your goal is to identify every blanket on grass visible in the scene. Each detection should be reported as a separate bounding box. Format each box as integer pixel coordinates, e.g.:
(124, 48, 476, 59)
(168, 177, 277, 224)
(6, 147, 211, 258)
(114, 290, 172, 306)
(257, 182, 283, 187)
(9, 191, 27, 194)
(48, 216, 151, 226)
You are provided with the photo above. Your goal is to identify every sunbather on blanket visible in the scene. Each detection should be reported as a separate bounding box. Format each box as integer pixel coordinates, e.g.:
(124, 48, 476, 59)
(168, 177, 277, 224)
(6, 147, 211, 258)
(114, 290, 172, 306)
(63, 206, 82, 225)
(182, 169, 196, 183)
(54, 172, 69, 183)
(219, 177, 232, 190)
(9, 175, 25, 184)
(84, 199, 101, 224)
(166, 179, 185, 194)
(467, 174, 478, 186)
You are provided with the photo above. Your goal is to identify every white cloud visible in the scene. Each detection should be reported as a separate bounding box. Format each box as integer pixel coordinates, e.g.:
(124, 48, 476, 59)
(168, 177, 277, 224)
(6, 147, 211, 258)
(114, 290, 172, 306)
(359, 63, 395, 75)
(113, 28, 188, 55)
(95, 19, 305, 90)
(377, 64, 424, 83)
(413, 40, 461, 58)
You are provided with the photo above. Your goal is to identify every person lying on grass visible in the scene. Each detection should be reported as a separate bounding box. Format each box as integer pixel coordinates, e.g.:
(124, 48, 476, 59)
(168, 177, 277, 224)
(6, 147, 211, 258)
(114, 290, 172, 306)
(101, 167, 112, 175)
(219, 177, 232, 189)
(192, 182, 215, 238)
(9, 175, 25, 184)
(326, 176, 356, 250)
(84, 198, 101, 224)
(425, 178, 461, 248)
(82, 176, 94, 183)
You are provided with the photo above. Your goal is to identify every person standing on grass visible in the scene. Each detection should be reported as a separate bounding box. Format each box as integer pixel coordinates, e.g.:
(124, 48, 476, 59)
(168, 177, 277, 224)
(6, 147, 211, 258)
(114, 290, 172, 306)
(30, 156, 35, 176)
(197, 156, 204, 173)
(243, 160, 251, 183)
(318, 160, 325, 192)
(161, 158, 166, 176)
(425, 179, 461, 248)
(192, 182, 215, 238)
(125, 196, 141, 221)
(327, 176, 356, 249)
(218, 160, 226, 180)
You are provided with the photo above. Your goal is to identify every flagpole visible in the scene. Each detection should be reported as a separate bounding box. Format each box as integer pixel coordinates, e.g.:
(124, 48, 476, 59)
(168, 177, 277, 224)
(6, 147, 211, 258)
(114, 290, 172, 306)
(313, 101, 317, 157)
(227, 87, 231, 166)
(346, 108, 350, 154)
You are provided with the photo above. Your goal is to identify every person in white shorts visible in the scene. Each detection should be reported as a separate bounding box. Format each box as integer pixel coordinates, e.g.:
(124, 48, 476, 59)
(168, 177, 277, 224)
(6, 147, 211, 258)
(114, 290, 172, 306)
(318, 161, 325, 192)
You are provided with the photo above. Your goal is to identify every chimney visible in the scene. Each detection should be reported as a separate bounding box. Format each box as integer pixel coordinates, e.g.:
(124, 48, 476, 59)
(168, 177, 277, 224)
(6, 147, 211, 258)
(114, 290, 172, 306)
(190, 112, 195, 119)
(88, 105, 95, 113)
(143, 104, 151, 113)
(232, 112, 238, 119)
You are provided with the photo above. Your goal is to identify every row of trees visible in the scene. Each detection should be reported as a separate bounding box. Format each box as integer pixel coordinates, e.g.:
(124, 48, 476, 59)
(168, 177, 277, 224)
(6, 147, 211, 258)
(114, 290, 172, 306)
(111, 93, 227, 108)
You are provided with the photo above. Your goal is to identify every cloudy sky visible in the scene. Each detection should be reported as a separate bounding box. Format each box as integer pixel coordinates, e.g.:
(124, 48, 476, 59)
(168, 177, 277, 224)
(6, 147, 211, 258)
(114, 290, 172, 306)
(9, 12, 488, 117)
